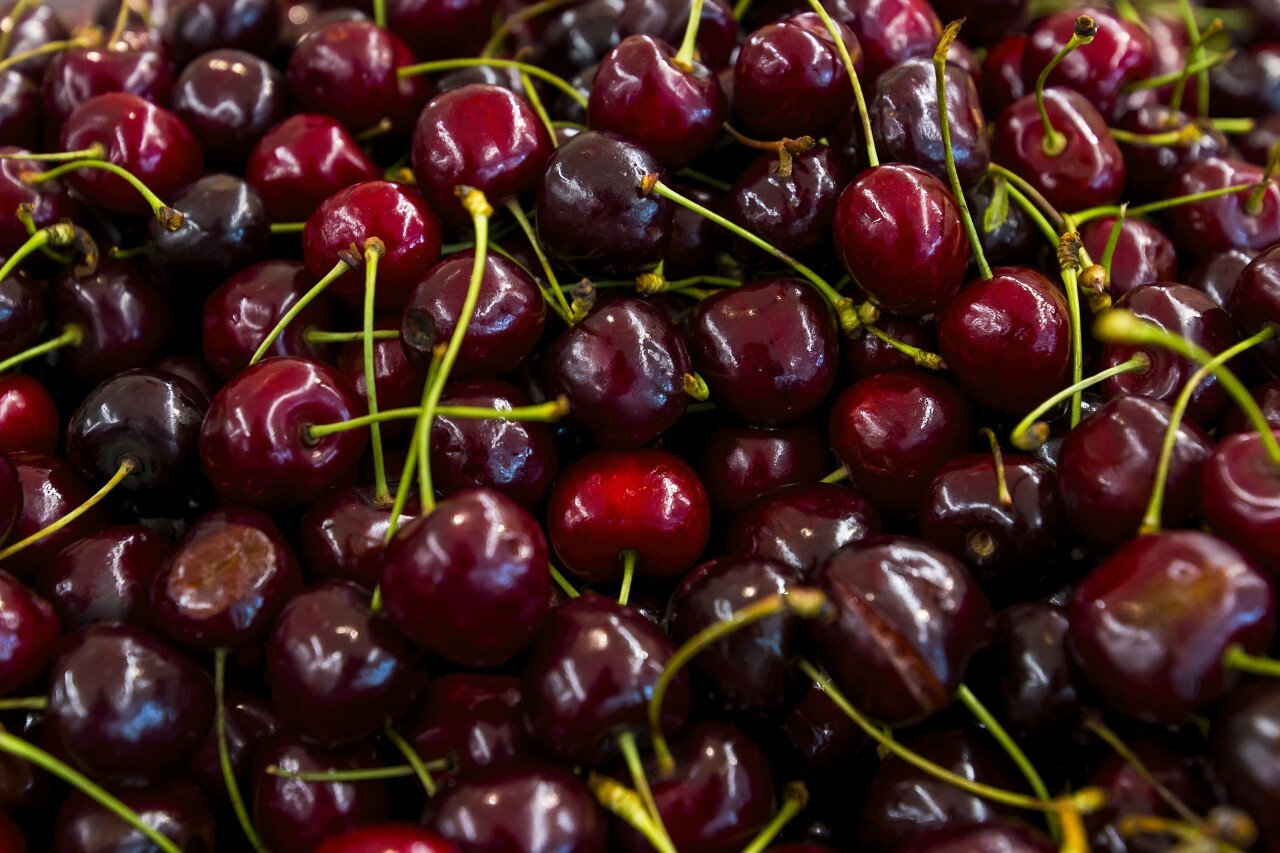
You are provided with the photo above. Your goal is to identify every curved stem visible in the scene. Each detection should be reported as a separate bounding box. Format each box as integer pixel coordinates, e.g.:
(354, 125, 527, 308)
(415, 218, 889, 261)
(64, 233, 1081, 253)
(0, 225, 52, 282)
(1003, 182, 1061, 247)
(24, 160, 181, 229)
(0, 32, 99, 72)
(1176, 0, 1210, 117)
(617, 731, 668, 843)
(1170, 18, 1223, 117)
(0, 459, 133, 564)
(1224, 643, 1280, 678)
(0, 144, 105, 162)
(617, 548, 637, 607)
(979, 428, 1012, 507)
(866, 323, 946, 369)
(1123, 50, 1233, 93)
(934, 20, 991, 280)
(1036, 16, 1097, 157)
(0, 0, 36, 60)
(1248, 138, 1280, 215)
(398, 58, 588, 109)
(519, 70, 558, 147)
(1117, 814, 1248, 853)
(215, 650, 269, 853)
(1099, 204, 1127, 279)
(249, 259, 350, 366)
(480, 0, 582, 58)
(1058, 229, 1087, 427)
(0, 324, 82, 374)
(384, 721, 438, 797)
(673, 0, 705, 68)
(804, 0, 876, 167)
(740, 783, 808, 853)
(371, 0, 385, 28)
(549, 563, 580, 599)
(1008, 354, 1148, 450)
(358, 241, 389, 505)
(107, 0, 131, 44)
(504, 199, 574, 324)
(988, 164, 1065, 232)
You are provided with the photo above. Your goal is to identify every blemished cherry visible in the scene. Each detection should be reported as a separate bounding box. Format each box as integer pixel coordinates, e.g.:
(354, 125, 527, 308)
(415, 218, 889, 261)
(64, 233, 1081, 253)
(547, 448, 711, 583)
(0, 570, 58, 695)
(246, 113, 380, 222)
(5, 451, 108, 581)
(1079, 215, 1177, 298)
(402, 674, 527, 779)
(1170, 157, 1280, 259)
(411, 83, 554, 227)
(45, 622, 214, 784)
(313, 824, 461, 853)
(298, 485, 421, 587)
(544, 295, 692, 448)
(199, 356, 368, 511)
(424, 761, 607, 852)
(521, 594, 690, 765)
(51, 779, 216, 853)
(985, 602, 1079, 737)
(382, 487, 551, 667)
(35, 525, 169, 629)
(698, 421, 830, 518)
(723, 145, 851, 261)
(833, 163, 971, 316)
(828, 371, 973, 517)
(400, 250, 546, 379)
(536, 129, 672, 276)
(1114, 106, 1230, 202)
(266, 580, 418, 745)
(430, 380, 559, 508)
(151, 506, 303, 649)
(1201, 429, 1280, 573)
(146, 173, 270, 289)
(1228, 242, 1280, 374)
(0, 149, 82, 257)
(811, 535, 992, 726)
(618, 0, 737, 69)
(172, 49, 289, 170)
(1211, 681, 1280, 851)
(1069, 530, 1276, 723)
(41, 37, 176, 136)
(0, 375, 58, 454)
(1021, 7, 1152, 118)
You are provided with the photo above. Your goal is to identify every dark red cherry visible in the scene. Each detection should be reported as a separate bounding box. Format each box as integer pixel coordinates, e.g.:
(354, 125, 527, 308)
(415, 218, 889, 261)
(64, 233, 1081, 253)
(1114, 105, 1229, 201)
(146, 173, 270, 289)
(829, 372, 973, 516)
(1189, 249, 1255, 310)
(1170, 157, 1280, 259)
(0, 0, 70, 81)
(35, 525, 168, 629)
(336, 315, 426, 439)
(667, 556, 803, 711)
(252, 734, 389, 852)
(0, 271, 41, 362)
(618, 0, 737, 69)
(168, 0, 280, 64)
(298, 485, 420, 587)
(698, 421, 830, 518)
(544, 295, 692, 447)
(991, 88, 1126, 213)
(400, 249, 546, 379)
(531, 0, 623, 76)
(898, 820, 1054, 853)
(172, 49, 288, 169)
(833, 164, 971, 316)
(314, 825, 461, 853)
(843, 312, 937, 379)
(547, 449, 711, 583)
(46, 623, 213, 783)
(41, 38, 175, 135)
(1057, 395, 1213, 552)
(402, 674, 527, 779)
(1201, 430, 1280, 573)
(184, 688, 277, 807)
(0, 570, 58, 694)
(837, 0, 940, 79)
(246, 113, 379, 221)
(1079, 215, 1177, 297)
(199, 356, 368, 511)
(1228, 243, 1280, 374)
(430, 380, 559, 509)
(1211, 681, 1280, 851)
(1022, 8, 1152, 119)
(382, 487, 550, 668)
(151, 355, 219, 404)
(286, 20, 409, 134)
(411, 84, 554, 227)
(986, 602, 1079, 737)
(723, 144, 851, 260)
(5, 452, 107, 581)
(59, 92, 202, 217)
(0, 454, 19, 544)
(812, 535, 992, 726)
(386, 0, 494, 60)
(51, 779, 215, 853)
(536, 129, 672, 276)
(0, 149, 82, 256)
(1223, 380, 1280, 436)
(733, 13, 860, 140)
(871, 56, 989, 188)
(937, 266, 1071, 416)
(980, 33, 1027, 118)
(661, 181, 721, 276)
(727, 482, 882, 579)
(266, 580, 417, 745)
(202, 259, 337, 380)
(688, 278, 839, 426)
(521, 594, 689, 765)
(0, 70, 41, 150)
(1069, 531, 1276, 722)
(1239, 112, 1280, 165)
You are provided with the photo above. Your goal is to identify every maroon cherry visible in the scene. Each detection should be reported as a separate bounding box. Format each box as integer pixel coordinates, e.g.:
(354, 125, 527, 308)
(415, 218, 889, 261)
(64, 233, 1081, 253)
(727, 482, 882, 579)
(387, 0, 494, 60)
(986, 603, 1079, 738)
(531, 0, 623, 76)
(1079, 215, 1177, 298)
(314, 825, 461, 853)
(1021, 8, 1152, 118)
(1189, 249, 1255, 309)
(337, 314, 426, 439)
(723, 144, 851, 260)
(1069, 530, 1276, 723)
(843, 312, 937, 380)
(1211, 681, 1280, 851)
(199, 356, 368, 511)
(184, 688, 280, 809)
(1170, 157, 1280, 259)
(0, 570, 58, 695)
(981, 33, 1027, 117)
(286, 20, 413, 134)
(41, 37, 175, 135)
(0, 70, 40, 150)
(0, 454, 19, 545)
(1201, 430, 1280, 573)
(246, 113, 379, 222)
(0, 0, 69, 81)
(0, 271, 40, 363)
(618, 0, 737, 69)
(4, 452, 107, 581)
(35, 525, 168, 629)
(1114, 105, 1230, 201)
(172, 49, 288, 169)
(837, 0, 941, 79)
(402, 674, 527, 780)
(298, 485, 420, 588)
(698, 421, 830, 518)
(51, 780, 216, 853)
(145, 173, 270, 289)
(1228, 242, 1280, 374)
(168, 0, 280, 63)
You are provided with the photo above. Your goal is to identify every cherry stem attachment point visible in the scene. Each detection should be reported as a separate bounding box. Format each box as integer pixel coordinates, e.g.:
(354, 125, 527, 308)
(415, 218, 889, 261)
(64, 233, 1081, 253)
(673, 0, 705, 68)
(935, 19, 992, 280)
(215, 649, 269, 853)
(383, 720, 439, 797)
(1009, 353, 1149, 450)
(0, 324, 82, 374)
(23, 160, 182, 229)
(0, 458, 134, 564)
(682, 372, 710, 401)
(249, 259, 350, 366)
(0, 220, 96, 285)
(398, 58, 588, 109)
(804, 0, 876, 167)
(721, 124, 813, 177)
(1035, 16, 1097, 156)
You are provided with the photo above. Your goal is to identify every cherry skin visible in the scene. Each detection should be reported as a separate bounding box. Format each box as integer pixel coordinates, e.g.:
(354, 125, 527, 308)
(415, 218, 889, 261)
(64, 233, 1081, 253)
(45, 623, 214, 784)
(146, 173, 270, 289)
(298, 485, 420, 588)
(35, 525, 169, 629)
(411, 83, 554, 227)
(51, 779, 216, 853)
(0, 149, 82, 256)
(981, 33, 1028, 118)
(835, 0, 941, 79)
(168, 0, 280, 64)
(832, 163, 971, 316)
(1190, 249, 1256, 309)
(1228, 242, 1280, 374)
(386, 0, 495, 61)
(41, 35, 175, 135)
(1079, 215, 1177, 297)
(202, 259, 338, 381)
(246, 113, 379, 222)
(0, 454, 18, 544)
(0, 376, 59, 454)
(547, 448, 711, 583)
(1021, 8, 1153, 119)
(723, 145, 851, 260)
(1114, 105, 1230, 201)
(0, 812, 23, 853)
(1201, 430, 1280, 573)
(400, 250, 546, 380)
(531, 0, 623, 76)
(402, 674, 527, 780)
(698, 421, 830, 518)
(521, 594, 690, 765)
(985, 603, 1079, 738)
(1069, 530, 1276, 723)
(0, 70, 40, 150)
(1211, 681, 1280, 851)
(0, 570, 59, 695)
(172, 49, 288, 170)
(1170, 157, 1280, 259)
(900, 820, 1055, 853)
(5, 452, 107, 581)
(618, 0, 737, 69)
(336, 314, 427, 439)
(937, 266, 1071, 416)
(828, 371, 973, 517)
(430, 380, 559, 509)
(199, 356, 368, 511)
(1223, 380, 1280, 436)
(1056, 395, 1214, 552)
(314, 825, 461, 853)
(285, 19, 412, 134)
(544, 295, 692, 448)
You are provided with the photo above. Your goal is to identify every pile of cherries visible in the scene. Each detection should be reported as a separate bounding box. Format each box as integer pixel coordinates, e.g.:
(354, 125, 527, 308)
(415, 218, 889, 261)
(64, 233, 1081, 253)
(4, 0, 1280, 848)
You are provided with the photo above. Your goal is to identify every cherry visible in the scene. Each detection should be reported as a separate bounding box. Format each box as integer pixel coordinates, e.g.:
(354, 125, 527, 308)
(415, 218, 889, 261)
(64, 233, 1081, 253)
(906, 821, 1055, 853)
(1188, 249, 1255, 310)
(544, 295, 692, 447)
(202, 259, 338, 380)
(314, 824, 461, 853)
(287, 20, 414, 134)
(1169, 157, 1280, 259)
(246, 113, 379, 222)
(45, 623, 214, 784)
(698, 421, 830, 518)
(836, 0, 941, 79)
(0, 570, 58, 694)
(1210, 681, 1280, 851)
(199, 356, 367, 510)
(842, 312, 937, 379)
(1114, 106, 1230, 202)
(1022, 8, 1152, 119)
(401, 674, 527, 779)
(828, 371, 972, 516)
(35, 525, 168, 629)
(51, 779, 216, 853)
(0, 148, 82, 256)
(547, 448, 710, 583)
(411, 83, 554, 227)
(41, 36, 175, 136)
(618, 0, 736, 69)
(0, 70, 40, 150)
(336, 315, 426, 440)
(184, 687, 280, 806)
(0, 374, 52, 452)
(430, 380, 559, 508)
(1069, 530, 1276, 723)
(1240, 113, 1280, 165)
(168, 0, 280, 65)
(1056, 395, 1213, 552)
(833, 164, 971, 315)
(149, 355, 219, 404)
(981, 33, 1027, 118)
(1201, 429, 1280, 572)
(424, 761, 607, 852)
(1222, 379, 1280, 435)
(1228, 242, 1280, 374)
(4, 452, 107, 581)
(985, 603, 1078, 738)
(266, 580, 418, 745)
(532, 0, 623, 76)
(727, 482, 882, 579)
(723, 144, 851, 260)
(1079, 215, 1177, 298)
(145, 173, 270, 289)
(299, 485, 421, 587)
(0, 0, 70, 81)
(401, 249, 546, 380)
(387, 0, 495, 61)
(171, 49, 287, 170)
(521, 594, 689, 765)
(0, 453, 18, 544)
(931, 0, 1024, 46)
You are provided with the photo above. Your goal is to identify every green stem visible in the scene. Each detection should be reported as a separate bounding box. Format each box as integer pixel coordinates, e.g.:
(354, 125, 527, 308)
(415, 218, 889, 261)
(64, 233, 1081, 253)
(519, 70, 558, 147)
(1003, 182, 1062, 247)
(1099, 205, 1127, 279)
(1072, 182, 1265, 226)
(305, 329, 399, 344)
(1009, 354, 1149, 450)
(0, 459, 133, 563)
(0, 0, 36, 60)
(107, 0, 131, 43)
(269, 222, 306, 234)
(384, 722, 438, 797)
(504, 199, 574, 324)
(674, 0, 705, 67)
(934, 20, 991, 280)
(1176, 0, 1210, 117)
(0, 33, 100, 72)
(1122, 50, 1234, 92)
(479, 0, 581, 58)
(732, 0, 750, 19)
(215, 650, 270, 853)
(588, 773, 678, 853)
(362, 242, 389, 505)
(739, 782, 809, 853)
(1036, 16, 1097, 157)
(617, 549, 637, 606)
(1223, 644, 1280, 678)
(1084, 717, 1203, 827)
(0, 226, 52, 283)
(866, 323, 947, 369)
(1248, 138, 1280, 215)
(398, 58, 588, 109)
(549, 563, 580, 598)
(617, 730, 672, 849)
(1059, 237, 1086, 427)
(0, 697, 46, 711)
(249, 259, 350, 366)
(1211, 118, 1255, 134)
(24, 160, 181, 229)
(804, 0, 876, 167)
(371, 0, 385, 28)
(0, 144, 105, 162)
(821, 466, 848, 483)
(266, 761, 450, 782)
(988, 164, 1065, 231)
(0, 324, 82, 374)
(1170, 18, 1223, 116)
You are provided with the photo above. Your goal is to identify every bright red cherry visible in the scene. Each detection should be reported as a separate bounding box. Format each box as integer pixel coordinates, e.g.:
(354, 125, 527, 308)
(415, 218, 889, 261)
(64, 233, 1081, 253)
(246, 113, 379, 222)
(0, 375, 58, 454)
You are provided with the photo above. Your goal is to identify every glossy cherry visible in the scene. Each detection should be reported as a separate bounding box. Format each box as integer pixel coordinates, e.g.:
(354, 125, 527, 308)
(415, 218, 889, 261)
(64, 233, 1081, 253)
(835, 0, 941, 79)
(41, 36, 175, 135)
(298, 485, 420, 587)
(0, 70, 40, 150)
(314, 825, 461, 853)
(1021, 8, 1152, 118)
(723, 145, 851, 260)
(1170, 157, 1280, 258)
(336, 314, 426, 440)
(1228, 242, 1280, 374)
(402, 674, 527, 779)
(842, 313, 937, 379)
(387, 0, 495, 60)
(986, 602, 1079, 737)
(980, 33, 1028, 117)
(35, 525, 168, 629)
(4, 452, 107, 581)
(146, 173, 270, 289)
(1201, 430, 1280, 573)
(618, 0, 737, 68)
(1079, 215, 1177, 297)
(285, 19, 411, 134)
(1189, 249, 1255, 309)
(0, 0, 70, 81)
(1211, 681, 1280, 851)
(172, 49, 288, 169)
(0, 376, 56, 455)
(531, 0, 623, 76)
(51, 780, 216, 853)
(246, 113, 379, 221)
(168, 0, 280, 64)
(0, 149, 82, 256)
(727, 482, 882, 579)
(1114, 106, 1230, 201)
(0, 570, 58, 694)
(698, 421, 830, 518)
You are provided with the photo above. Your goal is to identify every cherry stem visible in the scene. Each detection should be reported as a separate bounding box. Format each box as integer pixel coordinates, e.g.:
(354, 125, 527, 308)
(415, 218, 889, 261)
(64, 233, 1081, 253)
(1002, 182, 1062, 248)
(383, 720, 438, 797)
(519, 70, 558, 147)
(268, 221, 305, 234)
(0, 221, 91, 285)
(1170, 17, 1224, 116)
(821, 465, 848, 483)
(617, 549, 637, 607)
(214, 649, 269, 853)
(0, 31, 100, 73)
(682, 372, 710, 401)
(398, 58, 588, 109)
(0, 458, 133, 564)
(0, 324, 82, 374)
(107, 0, 131, 44)
(732, 0, 750, 20)
(265, 760, 451, 782)
(1036, 16, 1097, 156)
(371, 0, 385, 29)
(1247, 137, 1280, 214)
(866, 323, 947, 369)
(804, 0, 876, 167)
(956, 684, 1057, 839)
(588, 773, 678, 853)
(988, 163, 1065, 231)
(617, 730, 671, 847)
(1099, 204, 1127, 280)
(649, 590, 828, 775)
(0, 144, 105, 162)
(1084, 716, 1203, 827)
(15, 203, 72, 266)
(305, 329, 398, 345)
(1123, 50, 1234, 93)
(1117, 814, 1249, 853)
(0, 696, 46, 711)
(934, 20, 992, 281)
(1108, 124, 1205, 147)
(356, 240, 390, 505)
(1140, 327, 1275, 535)
(480, 0, 582, 58)
(673, 0, 704, 68)
(0, 0, 36, 60)
(1211, 118, 1255, 134)
(635, 273, 740, 294)
(0, 725, 181, 853)
(1058, 228, 1087, 427)
(1009, 353, 1149, 450)
(1224, 643, 1280, 679)
(1093, 311, 1280, 467)
(108, 244, 149, 260)
(504, 199, 575, 324)
(678, 167, 731, 192)
(549, 563, 580, 598)
(721, 124, 814, 178)
(249, 258, 350, 366)
(24, 160, 182, 230)
(1073, 181, 1268, 226)
(797, 658, 1106, 816)
(394, 349, 443, 534)
(979, 428, 1012, 507)
(1176, 0, 1211, 117)
(739, 782, 809, 853)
